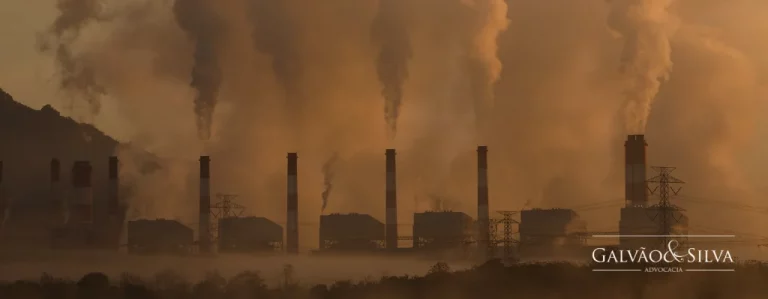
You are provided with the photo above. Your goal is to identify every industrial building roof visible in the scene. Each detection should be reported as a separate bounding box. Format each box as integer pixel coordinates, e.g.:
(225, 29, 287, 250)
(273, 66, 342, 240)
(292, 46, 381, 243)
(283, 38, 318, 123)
(320, 213, 384, 241)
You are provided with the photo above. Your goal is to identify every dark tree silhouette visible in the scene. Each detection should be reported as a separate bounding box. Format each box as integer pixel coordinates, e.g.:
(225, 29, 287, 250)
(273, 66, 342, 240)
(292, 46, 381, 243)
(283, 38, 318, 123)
(2, 261, 768, 299)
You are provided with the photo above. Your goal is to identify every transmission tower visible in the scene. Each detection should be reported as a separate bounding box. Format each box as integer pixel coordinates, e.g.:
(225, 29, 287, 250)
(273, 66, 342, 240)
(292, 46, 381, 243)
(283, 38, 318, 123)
(496, 211, 520, 262)
(487, 218, 498, 259)
(209, 193, 246, 240)
(646, 166, 686, 250)
(211, 193, 245, 218)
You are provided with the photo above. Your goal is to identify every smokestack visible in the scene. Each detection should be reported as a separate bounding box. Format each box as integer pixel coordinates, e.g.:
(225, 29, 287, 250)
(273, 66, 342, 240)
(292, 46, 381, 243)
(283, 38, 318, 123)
(70, 161, 93, 225)
(477, 146, 490, 258)
(199, 156, 211, 254)
(385, 149, 398, 250)
(108, 156, 119, 217)
(50, 159, 62, 226)
(625, 135, 648, 207)
(286, 153, 299, 254)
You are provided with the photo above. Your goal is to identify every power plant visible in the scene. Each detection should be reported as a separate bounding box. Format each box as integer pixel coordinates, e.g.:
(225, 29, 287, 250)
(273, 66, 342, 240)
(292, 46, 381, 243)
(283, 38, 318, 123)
(412, 211, 475, 259)
(0, 134, 691, 262)
(46, 157, 127, 250)
(127, 219, 194, 255)
(218, 216, 283, 253)
(518, 208, 587, 259)
(318, 213, 385, 252)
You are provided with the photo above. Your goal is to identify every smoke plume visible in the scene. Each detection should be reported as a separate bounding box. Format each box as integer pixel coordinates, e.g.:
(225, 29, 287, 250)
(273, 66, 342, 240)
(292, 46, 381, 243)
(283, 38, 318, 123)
(607, 0, 678, 134)
(463, 0, 509, 140)
(249, 0, 303, 119)
(372, 0, 412, 140)
(321, 152, 340, 212)
(39, 0, 108, 118)
(21, 0, 768, 249)
(173, 0, 223, 141)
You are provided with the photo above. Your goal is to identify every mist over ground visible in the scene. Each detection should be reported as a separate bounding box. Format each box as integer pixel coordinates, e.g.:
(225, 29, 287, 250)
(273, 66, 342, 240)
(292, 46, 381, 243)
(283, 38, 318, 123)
(0, 250, 473, 286)
(2, 0, 768, 262)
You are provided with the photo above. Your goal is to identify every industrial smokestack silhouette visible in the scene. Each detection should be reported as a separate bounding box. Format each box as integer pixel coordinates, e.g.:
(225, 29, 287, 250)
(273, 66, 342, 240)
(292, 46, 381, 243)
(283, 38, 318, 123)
(287, 153, 299, 254)
(477, 146, 490, 258)
(625, 135, 648, 207)
(199, 156, 211, 254)
(70, 161, 93, 224)
(50, 159, 63, 226)
(385, 149, 398, 250)
(108, 156, 119, 218)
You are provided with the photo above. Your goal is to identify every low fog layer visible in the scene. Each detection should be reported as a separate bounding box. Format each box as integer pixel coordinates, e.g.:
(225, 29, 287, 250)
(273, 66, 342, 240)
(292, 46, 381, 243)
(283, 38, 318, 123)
(0, 250, 473, 286)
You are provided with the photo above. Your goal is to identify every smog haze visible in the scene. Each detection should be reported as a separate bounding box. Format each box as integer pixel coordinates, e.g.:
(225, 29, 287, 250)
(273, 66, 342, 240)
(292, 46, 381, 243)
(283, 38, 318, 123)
(1, 0, 768, 253)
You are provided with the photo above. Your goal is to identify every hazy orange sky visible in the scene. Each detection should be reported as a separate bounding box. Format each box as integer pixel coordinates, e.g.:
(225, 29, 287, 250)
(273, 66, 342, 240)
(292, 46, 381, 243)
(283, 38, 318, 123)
(2, 0, 768, 248)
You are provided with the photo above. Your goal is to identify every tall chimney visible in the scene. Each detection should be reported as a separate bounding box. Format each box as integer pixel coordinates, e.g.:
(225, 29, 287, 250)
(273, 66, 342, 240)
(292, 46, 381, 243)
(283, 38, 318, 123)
(108, 156, 119, 217)
(70, 161, 93, 225)
(385, 149, 398, 250)
(50, 159, 63, 226)
(199, 156, 211, 254)
(625, 135, 648, 207)
(286, 153, 299, 254)
(477, 146, 490, 258)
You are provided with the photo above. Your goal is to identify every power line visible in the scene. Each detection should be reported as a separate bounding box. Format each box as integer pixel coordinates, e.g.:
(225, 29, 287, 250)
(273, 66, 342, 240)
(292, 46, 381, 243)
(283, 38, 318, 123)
(675, 195, 768, 214)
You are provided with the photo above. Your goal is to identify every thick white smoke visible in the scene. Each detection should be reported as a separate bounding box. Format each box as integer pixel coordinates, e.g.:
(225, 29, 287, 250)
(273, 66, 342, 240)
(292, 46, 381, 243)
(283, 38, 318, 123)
(28, 0, 768, 247)
(463, 0, 509, 141)
(608, 0, 679, 134)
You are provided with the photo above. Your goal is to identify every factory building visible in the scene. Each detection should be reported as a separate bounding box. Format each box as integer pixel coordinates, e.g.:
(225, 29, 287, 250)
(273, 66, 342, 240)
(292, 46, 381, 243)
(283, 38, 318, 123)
(618, 135, 690, 250)
(518, 208, 587, 259)
(413, 211, 475, 256)
(47, 157, 126, 250)
(127, 219, 194, 255)
(50, 160, 98, 249)
(319, 213, 385, 251)
(218, 216, 283, 253)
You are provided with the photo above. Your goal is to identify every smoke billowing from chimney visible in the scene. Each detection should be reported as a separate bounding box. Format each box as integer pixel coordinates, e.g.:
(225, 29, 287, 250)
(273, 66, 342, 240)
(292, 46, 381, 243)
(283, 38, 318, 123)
(39, 0, 107, 118)
(287, 153, 299, 254)
(26, 0, 768, 242)
(464, 0, 509, 141)
(321, 152, 339, 212)
(173, 0, 223, 141)
(385, 149, 398, 250)
(608, 0, 677, 134)
(372, 0, 412, 140)
(249, 0, 304, 124)
(199, 156, 211, 254)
